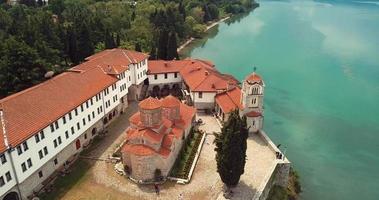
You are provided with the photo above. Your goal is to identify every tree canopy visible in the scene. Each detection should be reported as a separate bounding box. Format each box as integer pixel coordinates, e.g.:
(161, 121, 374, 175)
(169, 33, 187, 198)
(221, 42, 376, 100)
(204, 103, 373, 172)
(0, 0, 255, 97)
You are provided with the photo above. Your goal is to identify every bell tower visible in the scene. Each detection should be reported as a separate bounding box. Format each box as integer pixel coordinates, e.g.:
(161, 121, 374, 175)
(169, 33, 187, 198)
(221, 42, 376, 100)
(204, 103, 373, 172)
(241, 68, 265, 132)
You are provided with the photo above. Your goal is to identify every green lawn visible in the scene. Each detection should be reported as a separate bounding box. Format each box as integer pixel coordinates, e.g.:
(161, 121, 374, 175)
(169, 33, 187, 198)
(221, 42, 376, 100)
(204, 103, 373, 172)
(39, 159, 91, 200)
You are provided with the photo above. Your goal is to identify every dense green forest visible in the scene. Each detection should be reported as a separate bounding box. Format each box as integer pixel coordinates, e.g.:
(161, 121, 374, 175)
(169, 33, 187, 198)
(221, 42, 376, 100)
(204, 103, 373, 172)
(0, 0, 256, 98)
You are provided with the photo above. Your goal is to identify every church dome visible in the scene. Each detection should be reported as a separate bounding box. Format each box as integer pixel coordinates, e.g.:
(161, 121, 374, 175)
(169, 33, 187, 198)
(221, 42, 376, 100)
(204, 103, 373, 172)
(139, 97, 162, 110)
(246, 72, 262, 84)
(161, 95, 181, 108)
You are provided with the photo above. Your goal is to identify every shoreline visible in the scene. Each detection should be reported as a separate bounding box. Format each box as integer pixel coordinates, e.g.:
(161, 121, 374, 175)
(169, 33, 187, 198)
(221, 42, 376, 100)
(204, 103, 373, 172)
(177, 16, 231, 53)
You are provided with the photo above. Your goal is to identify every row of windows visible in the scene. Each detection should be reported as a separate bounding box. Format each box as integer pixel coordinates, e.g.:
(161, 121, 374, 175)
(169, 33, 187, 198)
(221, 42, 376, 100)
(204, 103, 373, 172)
(21, 158, 32, 172)
(35, 131, 45, 143)
(0, 171, 12, 187)
(16, 141, 29, 156)
(105, 100, 111, 108)
(113, 95, 118, 103)
(120, 83, 127, 92)
(38, 147, 49, 160)
(136, 60, 146, 70)
(153, 72, 178, 80)
(0, 154, 6, 165)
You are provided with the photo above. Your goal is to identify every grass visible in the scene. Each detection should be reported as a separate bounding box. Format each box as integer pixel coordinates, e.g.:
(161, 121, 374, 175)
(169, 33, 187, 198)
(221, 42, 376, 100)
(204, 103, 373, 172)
(40, 159, 91, 200)
(170, 131, 203, 179)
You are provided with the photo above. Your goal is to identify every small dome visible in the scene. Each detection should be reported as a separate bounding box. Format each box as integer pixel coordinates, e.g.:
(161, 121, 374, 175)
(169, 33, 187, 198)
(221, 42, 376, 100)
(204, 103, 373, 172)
(161, 95, 181, 108)
(246, 72, 262, 84)
(139, 97, 161, 110)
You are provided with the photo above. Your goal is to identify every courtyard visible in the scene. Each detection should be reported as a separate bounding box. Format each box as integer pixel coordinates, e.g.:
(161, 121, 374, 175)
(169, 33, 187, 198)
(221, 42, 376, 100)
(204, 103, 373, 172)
(42, 103, 278, 200)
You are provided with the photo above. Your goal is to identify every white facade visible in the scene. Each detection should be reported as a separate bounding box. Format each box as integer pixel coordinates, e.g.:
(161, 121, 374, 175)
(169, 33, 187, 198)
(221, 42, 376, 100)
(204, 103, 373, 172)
(191, 91, 216, 110)
(148, 72, 182, 86)
(0, 57, 148, 200)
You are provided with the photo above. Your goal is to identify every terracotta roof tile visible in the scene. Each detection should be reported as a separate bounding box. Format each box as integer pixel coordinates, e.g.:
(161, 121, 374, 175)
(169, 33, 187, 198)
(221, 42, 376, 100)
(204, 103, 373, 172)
(161, 95, 181, 107)
(246, 72, 263, 84)
(121, 144, 156, 156)
(215, 87, 243, 113)
(0, 67, 117, 148)
(245, 110, 262, 117)
(138, 97, 162, 110)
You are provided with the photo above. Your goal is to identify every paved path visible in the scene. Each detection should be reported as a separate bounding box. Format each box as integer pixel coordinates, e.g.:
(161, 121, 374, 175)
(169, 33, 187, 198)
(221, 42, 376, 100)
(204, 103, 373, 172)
(57, 104, 277, 200)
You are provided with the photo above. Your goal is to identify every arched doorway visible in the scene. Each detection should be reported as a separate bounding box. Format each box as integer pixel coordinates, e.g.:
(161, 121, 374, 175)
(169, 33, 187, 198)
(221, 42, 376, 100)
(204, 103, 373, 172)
(3, 192, 19, 200)
(75, 139, 81, 150)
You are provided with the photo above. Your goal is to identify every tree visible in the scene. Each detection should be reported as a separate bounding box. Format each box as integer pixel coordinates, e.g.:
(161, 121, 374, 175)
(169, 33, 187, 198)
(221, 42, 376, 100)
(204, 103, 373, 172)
(214, 110, 249, 193)
(0, 37, 47, 97)
(157, 29, 169, 60)
(166, 31, 178, 60)
(135, 42, 142, 52)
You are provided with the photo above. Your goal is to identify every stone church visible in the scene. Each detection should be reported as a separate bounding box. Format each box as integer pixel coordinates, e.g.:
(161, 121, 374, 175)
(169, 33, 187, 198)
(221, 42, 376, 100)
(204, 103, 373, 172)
(121, 95, 196, 182)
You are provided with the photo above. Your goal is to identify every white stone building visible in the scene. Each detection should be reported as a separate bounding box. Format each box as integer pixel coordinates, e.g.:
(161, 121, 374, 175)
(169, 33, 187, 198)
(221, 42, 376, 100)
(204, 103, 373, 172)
(0, 49, 148, 200)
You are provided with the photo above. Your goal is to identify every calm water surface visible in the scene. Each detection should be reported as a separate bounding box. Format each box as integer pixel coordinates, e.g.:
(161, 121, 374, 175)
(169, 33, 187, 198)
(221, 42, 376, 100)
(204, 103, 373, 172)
(182, 0, 379, 199)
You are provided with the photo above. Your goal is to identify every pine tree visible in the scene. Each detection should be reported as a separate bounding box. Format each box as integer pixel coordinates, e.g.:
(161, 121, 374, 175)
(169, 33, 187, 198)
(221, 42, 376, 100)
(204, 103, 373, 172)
(135, 42, 142, 52)
(214, 110, 249, 192)
(167, 31, 179, 60)
(149, 41, 157, 60)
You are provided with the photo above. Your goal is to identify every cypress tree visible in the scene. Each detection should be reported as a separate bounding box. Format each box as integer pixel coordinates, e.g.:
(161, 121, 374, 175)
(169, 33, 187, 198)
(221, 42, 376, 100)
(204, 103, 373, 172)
(135, 42, 142, 52)
(157, 29, 169, 60)
(167, 31, 179, 60)
(214, 110, 249, 192)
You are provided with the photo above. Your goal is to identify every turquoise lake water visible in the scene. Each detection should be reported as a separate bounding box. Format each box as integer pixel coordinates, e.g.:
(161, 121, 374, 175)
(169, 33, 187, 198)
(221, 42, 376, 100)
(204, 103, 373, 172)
(182, 0, 379, 199)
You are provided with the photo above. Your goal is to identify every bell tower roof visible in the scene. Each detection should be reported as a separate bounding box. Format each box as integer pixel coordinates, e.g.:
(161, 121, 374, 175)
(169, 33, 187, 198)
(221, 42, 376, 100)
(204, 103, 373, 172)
(245, 72, 263, 84)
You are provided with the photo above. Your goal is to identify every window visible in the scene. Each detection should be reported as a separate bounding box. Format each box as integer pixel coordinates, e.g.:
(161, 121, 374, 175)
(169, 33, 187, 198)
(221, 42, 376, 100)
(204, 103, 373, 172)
(0, 176, 4, 186)
(40, 131, 45, 139)
(50, 124, 55, 132)
(86, 101, 89, 108)
(65, 131, 69, 139)
(54, 158, 58, 165)
(27, 158, 32, 168)
(88, 114, 91, 122)
(71, 127, 75, 135)
(129, 76, 131, 81)
(90, 98, 93, 105)
(154, 74, 158, 80)
(75, 108, 78, 116)
(58, 136, 62, 145)
(174, 72, 178, 78)
(43, 147, 48, 155)
(55, 121, 59, 129)
(92, 111, 95, 119)
(69, 112, 72, 120)
(5, 171, 11, 182)
(0, 154, 6, 164)
(63, 116, 66, 124)
(53, 140, 57, 148)
(164, 73, 168, 79)
(17, 146, 22, 155)
(38, 171, 43, 178)
(22, 142, 28, 151)
(21, 163, 27, 172)
(39, 150, 43, 159)
(82, 118, 86, 126)
(198, 92, 203, 99)
(35, 134, 40, 143)
(77, 122, 80, 130)
(81, 105, 84, 112)
(138, 74, 139, 79)
(84, 134, 87, 140)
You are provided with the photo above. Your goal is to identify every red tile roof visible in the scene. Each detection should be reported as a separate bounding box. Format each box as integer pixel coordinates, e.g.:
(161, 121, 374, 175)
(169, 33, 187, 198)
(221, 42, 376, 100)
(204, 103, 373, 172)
(122, 144, 156, 156)
(245, 110, 262, 117)
(0, 67, 118, 149)
(215, 87, 243, 113)
(246, 72, 263, 84)
(122, 96, 196, 158)
(74, 48, 148, 74)
(148, 59, 239, 92)
(161, 95, 181, 107)
(138, 97, 162, 110)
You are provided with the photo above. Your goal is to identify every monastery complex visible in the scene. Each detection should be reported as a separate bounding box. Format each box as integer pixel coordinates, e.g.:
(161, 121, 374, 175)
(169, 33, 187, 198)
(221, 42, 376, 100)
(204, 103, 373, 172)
(0, 48, 289, 200)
